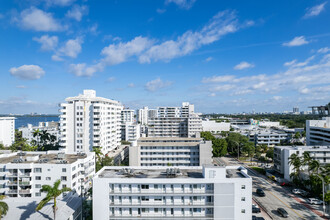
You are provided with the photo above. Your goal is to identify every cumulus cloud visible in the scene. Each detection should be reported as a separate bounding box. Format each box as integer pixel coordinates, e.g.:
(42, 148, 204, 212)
(303, 2, 327, 18)
(66, 5, 88, 21)
(165, 0, 197, 9)
(234, 61, 254, 70)
(52, 38, 83, 60)
(145, 78, 172, 92)
(33, 35, 58, 51)
(282, 36, 309, 47)
(19, 7, 63, 31)
(68, 63, 104, 77)
(9, 65, 45, 80)
(318, 47, 330, 53)
(201, 53, 330, 100)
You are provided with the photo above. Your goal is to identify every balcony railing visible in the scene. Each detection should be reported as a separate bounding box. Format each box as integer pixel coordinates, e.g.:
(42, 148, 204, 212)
(19, 173, 31, 177)
(8, 190, 18, 194)
(7, 181, 17, 185)
(19, 189, 31, 194)
(19, 181, 31, 185)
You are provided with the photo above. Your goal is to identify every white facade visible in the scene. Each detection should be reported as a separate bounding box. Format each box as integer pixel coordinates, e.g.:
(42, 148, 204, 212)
(19, 122, 60, 144)
(59, 90, 123, 154)
(147, 102, 202, 138)
(306, 117, 330, 145)
(274, 145, 330, 181)
(202, 120, 230, 133)
(0, 151, 95, 198)
(121, 109, 135, 124)
(129, 137, 212, 166)
(239, 130, 288, 146)
(0, 117, 15, 146)
(93, 165, 252, 220)
(121, 123, 141, 142)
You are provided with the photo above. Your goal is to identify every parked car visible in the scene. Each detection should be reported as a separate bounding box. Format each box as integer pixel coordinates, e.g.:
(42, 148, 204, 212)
(256, 188, 265, 197)
(252, 204, 261, 213)
(307, 198, 323, 205)
(292, 189, 301, 194)
(280, 182, 292, 187)
(264, 164, 272, 169)
(277, 208, 289, 218)
(252, 216, 265, 220)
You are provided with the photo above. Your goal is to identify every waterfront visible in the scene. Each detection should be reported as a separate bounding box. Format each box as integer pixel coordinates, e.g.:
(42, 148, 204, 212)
(14, 116, 59, 129)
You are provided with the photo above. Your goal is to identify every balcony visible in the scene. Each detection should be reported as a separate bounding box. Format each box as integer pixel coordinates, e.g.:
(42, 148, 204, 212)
(19, 173, 31, 177)
(7, 181, 18, 186)
(19, 181, 31, 186)
(19, 189, 31, 194)
(7, 173, 18, 177)
(7, 190, 18, 194)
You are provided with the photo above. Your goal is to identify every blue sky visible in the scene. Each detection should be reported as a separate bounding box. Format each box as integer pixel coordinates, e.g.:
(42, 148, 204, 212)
(1, 0, 330, 114)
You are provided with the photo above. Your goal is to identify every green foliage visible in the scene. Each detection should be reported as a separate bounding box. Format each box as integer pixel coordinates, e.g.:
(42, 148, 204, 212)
(266, 148, 274, 160)
(251, 167, 266, 175)
(0, 143, 5, 150)
(200, 132, 215, 141)
(212, 138, 227, 157)
(0, 195, 8, 220)
(92, 147, 114, 172)
(121, 140, 131, 145)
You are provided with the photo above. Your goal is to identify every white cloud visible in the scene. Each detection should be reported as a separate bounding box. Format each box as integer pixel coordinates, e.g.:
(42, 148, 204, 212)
(16, 85, 27, 89)
(128, 83, 135, 88)
(33, 35, 58, 51)
(107, 77, 116, 82)
(202, 75, 235, 83)
(165, 0, 196, 9)
(139, 10, 239, 63)
(205, 57, 213, 62)
(299, 87, 310, 94)
(9, 65, 45, 80)
(145, 78, 172, 92)
(284, 56, 314, 67)
(318, 47, 330, 53)
(252, 82, 266, 89)
(157, 8, 166, 14)
(234, 61, 254, 70)
(101, 36, 153, 65)
(52, 38, 83, 60)
(210, 84, 234, 92)
(282, 36, 309, 47)
(19, 7, 63, 32)
(272, 96, 282, 101)
(44, 0, 76, 7)
(68, 63, 104, 77)
(66, 5, 88, 21)
(304, 2, 327, 18)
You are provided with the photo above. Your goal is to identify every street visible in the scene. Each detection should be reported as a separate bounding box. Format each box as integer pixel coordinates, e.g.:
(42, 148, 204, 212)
(215, 157, 326, 220)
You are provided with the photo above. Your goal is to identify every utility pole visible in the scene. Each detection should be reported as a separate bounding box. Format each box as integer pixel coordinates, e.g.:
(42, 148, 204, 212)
(316, 174, 326, 217)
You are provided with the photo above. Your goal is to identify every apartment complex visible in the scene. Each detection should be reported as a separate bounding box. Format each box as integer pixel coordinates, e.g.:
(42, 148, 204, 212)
(306, 117, 330, 145)
(121, 109, 135, 124)
(59, 90, 123, 154)
(129, 137, 212, 166)
(137, 107, 157, 126)
(274, 145, 330, 180)
(0, 117, 15, 146)
(201, 120, 230, 134)
(0, 151, 95, 198)
(93, 165, 252, 220)
(147, 102, 202, 138)
(19, 122, 60, 144)
(121, 123, 141, 142)
(240, 130, 288, 146)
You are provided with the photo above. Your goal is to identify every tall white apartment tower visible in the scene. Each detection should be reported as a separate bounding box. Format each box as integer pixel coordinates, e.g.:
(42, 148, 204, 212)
(137, 107, 149, 125)
(121, 109, 135, 124)
(0, 117, 15, 146)
(59, 90, 123, 154)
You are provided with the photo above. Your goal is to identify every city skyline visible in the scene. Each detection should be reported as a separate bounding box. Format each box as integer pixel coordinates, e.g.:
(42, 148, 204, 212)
(1, 0, 330, 114)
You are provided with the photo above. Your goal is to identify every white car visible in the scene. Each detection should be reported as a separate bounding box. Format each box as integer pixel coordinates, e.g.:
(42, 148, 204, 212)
(292, 189, 300, 194)
(307, 198, 323, 205)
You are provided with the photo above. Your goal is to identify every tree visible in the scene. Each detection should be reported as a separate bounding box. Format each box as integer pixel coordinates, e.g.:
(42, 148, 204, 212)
(0, 144, 4, 150)
(266, 148, 274, 161)
(241, 142, 255, 164)
(36, 180, 71, 220)
(212, 139, 227, 157)
(225, 133, 250, 155)
(0, 195, 8, 220)
(288, 153, 302, 185)
(200, 132, 215, 141)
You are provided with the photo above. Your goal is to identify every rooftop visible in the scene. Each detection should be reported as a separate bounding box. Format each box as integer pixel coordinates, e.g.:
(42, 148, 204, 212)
(275, 145, 330, 151)
(0, 151, 90, 164)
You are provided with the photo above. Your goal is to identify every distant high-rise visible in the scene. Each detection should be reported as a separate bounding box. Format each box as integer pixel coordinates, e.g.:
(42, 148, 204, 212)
(293, 107, 299, 113)
(0, 117, 15, 146)
(59, 90, 123, 154)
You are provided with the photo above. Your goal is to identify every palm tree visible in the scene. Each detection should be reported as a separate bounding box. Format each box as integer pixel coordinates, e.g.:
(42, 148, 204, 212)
(0, 195, 8, 220)
(92, 146, 103, 162)
(309, 160, 321, 175)
(36, 180, 71, 220)
(288, 153, 302, 184)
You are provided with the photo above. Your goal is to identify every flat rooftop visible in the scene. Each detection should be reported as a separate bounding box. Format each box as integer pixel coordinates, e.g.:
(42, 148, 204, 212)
(275, 145, 330, 151)
(138, 137, 202, 141)
(97, 166, 247, 179)
(0, 152, 89, 164)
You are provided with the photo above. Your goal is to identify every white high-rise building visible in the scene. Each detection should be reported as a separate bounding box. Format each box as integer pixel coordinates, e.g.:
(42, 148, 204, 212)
(306, 117, 330, 145)
(121, 109, 135, 124)
(0, 117, 15, 147)
(93, 165, 252, 220)
(59, 90, 123, 154)
(0, 151, 95, 198)
(147, 102, 202, 138)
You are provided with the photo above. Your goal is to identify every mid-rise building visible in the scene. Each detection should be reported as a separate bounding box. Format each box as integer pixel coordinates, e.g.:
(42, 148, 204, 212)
(19, 122, 60, 144)
(306, 117, 330, 145)
(121, 123, 141, 142)
(274, 145, 330, 180)
(240, 130, 288, 146)
(59, 90, 123, 154)
(121, 109, 135, 124)
(129, 137, 212, 166)
(0, 151, 95, 198)
(147, 102, 202, 138)
(93, 165, 252, 220)
(0, 117, 15, 146)
(202, 120, 230, 134)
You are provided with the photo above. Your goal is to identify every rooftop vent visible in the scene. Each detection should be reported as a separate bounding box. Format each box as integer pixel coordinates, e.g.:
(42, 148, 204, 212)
(17, 152, 26, 156)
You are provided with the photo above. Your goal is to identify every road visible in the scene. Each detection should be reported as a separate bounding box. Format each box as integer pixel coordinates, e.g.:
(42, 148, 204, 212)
(215, 157, 325, 220)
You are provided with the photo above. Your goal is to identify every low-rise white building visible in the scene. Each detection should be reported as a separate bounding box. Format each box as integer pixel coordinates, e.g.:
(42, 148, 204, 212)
(0, 151, 95, 198)
(19, 122, 60, 144)
(306, 117, 330, 145)
(0, 117, 15, 146)
(93, 165, 252, 220)
(274, 145, 330, 181)
(129, 137, 212, 167)
(201, 120, 230, 134)
(239, 130, 288, 146)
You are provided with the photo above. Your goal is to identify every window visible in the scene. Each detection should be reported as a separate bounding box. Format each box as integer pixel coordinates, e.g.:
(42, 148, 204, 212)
(141, 208, 149, 213)
(154, 197, 162, 201)
(193, 208, 201, 213)
(35, 192, 41, 197)
(141, 196, 149, 201)
(154, 184, 158, 189)
(241, 185, 246, 189)
(34, 168, 42, 173)
(62, 168, 66, 172)
(241, 209, 245, 213)
(35, 176, 41, 180)
(46, 177, 51, 181)
(35, 184, 41, 188)
(63, 184, 67, 188)
(61, 176, 67, 181)
(241, 197, 245, 201)
(141, 184, 149, 189)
